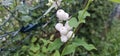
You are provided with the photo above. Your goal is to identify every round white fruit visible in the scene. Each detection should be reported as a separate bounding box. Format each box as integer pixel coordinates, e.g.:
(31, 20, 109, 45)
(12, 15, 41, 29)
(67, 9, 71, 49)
(60, 35, 68, 42)
(59, 27, 68, 35)
(56, 9, 69, 21)
(55, 23, 63, 31)
(67, 31, 75, 39)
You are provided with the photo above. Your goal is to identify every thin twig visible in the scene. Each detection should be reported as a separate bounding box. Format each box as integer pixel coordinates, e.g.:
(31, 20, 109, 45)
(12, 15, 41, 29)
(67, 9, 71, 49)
(42, 14, 55, 28)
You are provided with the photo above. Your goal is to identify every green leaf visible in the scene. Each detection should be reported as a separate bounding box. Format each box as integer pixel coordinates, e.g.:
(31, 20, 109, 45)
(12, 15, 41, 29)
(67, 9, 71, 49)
(17, 5, 30, 14)
(14, 52, 19, 56)
(21, 16, 32, 22)
(72, 38, 87, 46)
(110, 0, 120, 3)
(42, 47, 48, 53)
(69, 17, 80, 28)
(47, 38, 63, 52)
(83, 44, 97, 51)
(28, 51, 35, 55)
(78, 10, 90, 19)
(41, 38, 51, 46)
(72, 38, 96, 51)
(31, 37, 37, 43)
(21, 45, 28, 51)
(53, 50, 60, 56)
(78, 10, 90, 23)
(30, 44, 40, 53)
(62, 45, 76, 55)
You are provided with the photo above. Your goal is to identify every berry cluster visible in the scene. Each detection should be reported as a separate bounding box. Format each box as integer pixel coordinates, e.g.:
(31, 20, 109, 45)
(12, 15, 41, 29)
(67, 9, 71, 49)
(55, 9, 75, 42)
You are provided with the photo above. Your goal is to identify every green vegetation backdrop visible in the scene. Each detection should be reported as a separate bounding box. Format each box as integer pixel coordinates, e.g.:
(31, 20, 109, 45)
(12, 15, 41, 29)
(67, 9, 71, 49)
(0, 0, 120, 56)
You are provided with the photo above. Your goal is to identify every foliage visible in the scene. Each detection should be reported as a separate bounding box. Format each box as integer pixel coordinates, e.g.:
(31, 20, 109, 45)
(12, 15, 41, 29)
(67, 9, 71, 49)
(110, 0, 120, 3)
(0, 0, 119, 56)
(99, 19, 120, 56)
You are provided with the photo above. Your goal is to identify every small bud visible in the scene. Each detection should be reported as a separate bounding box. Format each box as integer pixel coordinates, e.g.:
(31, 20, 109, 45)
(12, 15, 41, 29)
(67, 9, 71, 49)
(65, 21, 72, 31)
(55, 23, 63, 31)
(59, 27, 68, 35)
(60, 35, 68, 42)
(67, 31, 75, 39)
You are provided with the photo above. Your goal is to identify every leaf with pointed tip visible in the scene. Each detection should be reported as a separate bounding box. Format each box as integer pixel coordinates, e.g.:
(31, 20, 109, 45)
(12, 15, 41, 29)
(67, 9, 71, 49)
(69, 17, 80, 28)
(62, 45, 76, 55)
(53, 50, 60, 56)
(47, 38, 63, 52)
(78, 10, 90, 23)
(72, 38, 97, 51)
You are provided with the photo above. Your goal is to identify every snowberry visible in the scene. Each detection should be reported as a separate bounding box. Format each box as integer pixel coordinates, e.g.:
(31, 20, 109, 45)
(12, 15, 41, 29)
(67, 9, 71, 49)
(67, 31, 75, 39)
(56, 9, 69, 21)
(55, 23, 63, 31)
(59, 27, 68, 35)
(60, 35, 68, 42)
(65, 21, 72, 31)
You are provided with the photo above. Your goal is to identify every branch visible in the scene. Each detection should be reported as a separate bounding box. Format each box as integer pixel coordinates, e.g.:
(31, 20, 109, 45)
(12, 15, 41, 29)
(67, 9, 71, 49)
(42, 14, 55, 28)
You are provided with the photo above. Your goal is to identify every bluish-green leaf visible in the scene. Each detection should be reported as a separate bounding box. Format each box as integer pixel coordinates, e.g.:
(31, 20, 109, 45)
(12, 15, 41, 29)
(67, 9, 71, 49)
(62, 45, 76, 55)
(53, 50, 60, 56)
(72, 38, 87, 46)
(21, 16, 32, 22)
(69, 17, 80, 28)
(72, 38, 96, 51)
(78, 10, 90, 23)
(47, 38, 63, 52)
(83, 44, 97, 51)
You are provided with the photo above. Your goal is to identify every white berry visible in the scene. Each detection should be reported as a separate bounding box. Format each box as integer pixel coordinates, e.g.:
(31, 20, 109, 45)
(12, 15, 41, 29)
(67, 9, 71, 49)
(59, 27, 68, 35)
(56, 9, 69, 21)
(64, 13, 69, 20)
(55, 23, 63, 31)
(60, 35, 68, 42)
(67, 31, 75, 39)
